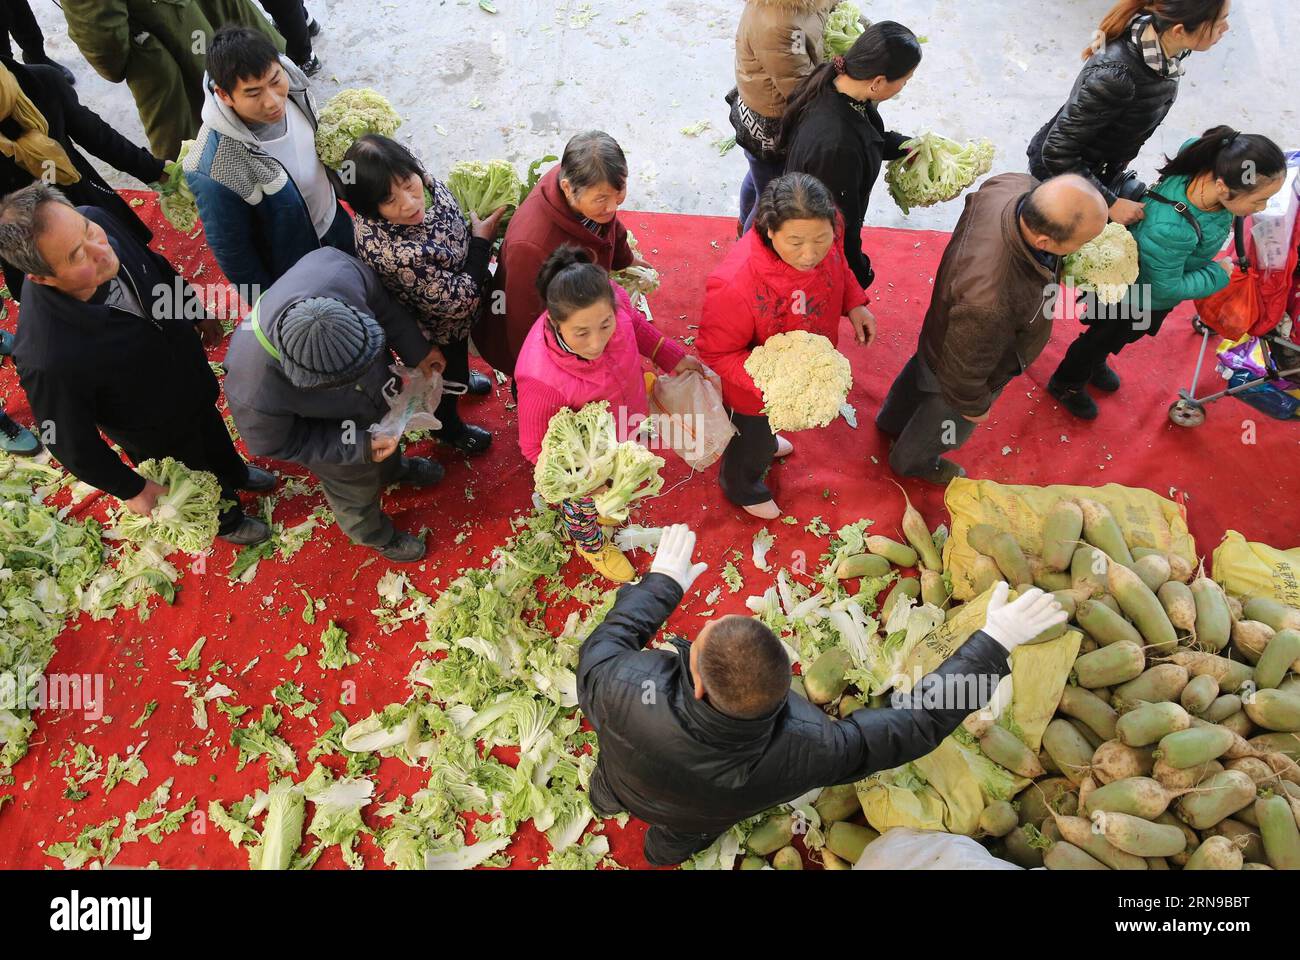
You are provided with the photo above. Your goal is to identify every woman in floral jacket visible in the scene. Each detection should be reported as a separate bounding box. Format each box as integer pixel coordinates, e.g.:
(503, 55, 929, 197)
(346, 134, 505, 454)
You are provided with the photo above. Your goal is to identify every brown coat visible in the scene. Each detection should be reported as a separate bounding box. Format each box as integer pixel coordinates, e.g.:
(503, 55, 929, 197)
(918, 173, 1061, 418)
(735, 0, 835, 119)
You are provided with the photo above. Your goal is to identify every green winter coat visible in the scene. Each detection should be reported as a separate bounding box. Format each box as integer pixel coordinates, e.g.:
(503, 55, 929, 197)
(61, 0, 283, 162)
(1131, 167, 1233, 313)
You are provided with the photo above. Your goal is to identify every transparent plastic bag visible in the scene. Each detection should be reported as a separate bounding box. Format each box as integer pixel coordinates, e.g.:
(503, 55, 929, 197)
(853, 827, 1022, 870)
(368, 364, 467, 439)
(648, 370, 737, 470)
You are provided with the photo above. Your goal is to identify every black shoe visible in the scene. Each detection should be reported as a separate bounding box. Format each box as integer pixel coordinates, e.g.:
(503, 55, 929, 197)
(25, 54, 76, 87)
(219, 516, 272, 546)
(378, 531, 425, 563)
(1089, 362, 1121, 393)
(241, 465, 278, 492)
(307, 15, 322, 37)
(397, 456, 445, 487)
(904, 458, 967, 487)
(436, 423, 492, 455)
(1048, 376, 1099, 420)
(466, 370, 493, 396)
(297, 55, 322, 77)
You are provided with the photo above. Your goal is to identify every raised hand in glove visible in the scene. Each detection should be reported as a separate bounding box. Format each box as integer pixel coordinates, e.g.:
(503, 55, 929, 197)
(649, 523, 708, 593)
(981, 582, 1067, 653)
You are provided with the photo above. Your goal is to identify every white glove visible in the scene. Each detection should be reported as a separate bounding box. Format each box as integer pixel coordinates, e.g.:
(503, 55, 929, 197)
(981, 582, 1068, 653)
(649, 523, 708, 593)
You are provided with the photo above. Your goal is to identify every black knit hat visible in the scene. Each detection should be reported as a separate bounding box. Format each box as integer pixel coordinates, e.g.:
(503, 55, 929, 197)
(277, 297, 386, 390)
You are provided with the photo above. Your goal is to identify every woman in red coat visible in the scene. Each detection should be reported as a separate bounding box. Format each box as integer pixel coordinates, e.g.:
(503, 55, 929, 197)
(476, 130, 650, 379)
(698, 173, 875, 519)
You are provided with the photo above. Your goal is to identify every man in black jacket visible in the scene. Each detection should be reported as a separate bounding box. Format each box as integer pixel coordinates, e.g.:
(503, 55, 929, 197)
(578, 524, 1067, 866)
(0, 183, 274, 544)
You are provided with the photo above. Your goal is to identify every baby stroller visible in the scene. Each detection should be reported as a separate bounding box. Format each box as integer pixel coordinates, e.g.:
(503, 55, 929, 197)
(1169, 153, 1300, 427)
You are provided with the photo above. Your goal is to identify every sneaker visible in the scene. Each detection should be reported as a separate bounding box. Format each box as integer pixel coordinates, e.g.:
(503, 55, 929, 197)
(219, 515, 272, 546)
(378, 531, 426, 563)
(0, 329, 13, 356)
(241, 465, 278, 492)
(397, 456, 445, 487)
(1089, 362, 1121, 393)
(465, 371, 493, 396)
(434, 423, 492, 455)
(577, 543, 635, 583)
(297, 55, 322, 78)
(1048, 377, 1099, 420)
(0, 411, 41, 456)
(743, 500, 781, 520)
(904, 458, 967, 486)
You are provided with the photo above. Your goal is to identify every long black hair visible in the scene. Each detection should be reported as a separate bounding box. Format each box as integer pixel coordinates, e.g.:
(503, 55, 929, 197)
(1158, 126, 1286, 196)
(341, 134, 426, 219)
(1089, 0, 1229, 60)
(535, 245, 615, 324)
(779, 21, 922, 151)
(754, 173, 839, 249)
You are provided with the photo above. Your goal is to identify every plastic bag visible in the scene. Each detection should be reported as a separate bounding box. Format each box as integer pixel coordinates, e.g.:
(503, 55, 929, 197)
(1224, 369, 1300, 420)
(943, 479, 1195, 602)
(1212, 530, 1300, 604)
(1197, 268, 1265, 341)
(853, 827, 1022, 870)
(1215, 335, 1300, 391)
(648, 370, 737, 470)
(368, 364, 467, 439)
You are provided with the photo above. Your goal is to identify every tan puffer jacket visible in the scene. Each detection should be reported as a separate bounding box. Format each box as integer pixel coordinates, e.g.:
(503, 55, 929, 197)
(735, 0, 835, 119)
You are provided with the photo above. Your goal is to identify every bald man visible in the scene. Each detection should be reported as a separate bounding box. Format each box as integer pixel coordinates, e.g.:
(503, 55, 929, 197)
(877, 173, 1108, 483)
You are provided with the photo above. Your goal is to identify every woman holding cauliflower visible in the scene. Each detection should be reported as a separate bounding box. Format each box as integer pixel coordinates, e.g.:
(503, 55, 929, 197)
(1049, 128, 1286, 420)
(515, 246, 717, 583)
(345, 134, 503, 454)
(698, 173, 874, 520)
(781, 20, 922, 291)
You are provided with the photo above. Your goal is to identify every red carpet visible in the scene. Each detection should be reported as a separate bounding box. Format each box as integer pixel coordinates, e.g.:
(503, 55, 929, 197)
(0, 192, 1296, 870)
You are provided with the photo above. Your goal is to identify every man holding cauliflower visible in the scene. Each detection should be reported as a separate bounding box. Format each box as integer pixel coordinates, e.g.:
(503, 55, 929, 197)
(876, 173, 1108, 484)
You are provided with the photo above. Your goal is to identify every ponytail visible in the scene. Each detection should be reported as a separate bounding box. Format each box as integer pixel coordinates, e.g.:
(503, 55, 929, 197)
(535, 244, 614, 324)
(1158, 126, 1287, 196)
(779, 20, 922, 152)
(1085, 0, 1228, 61)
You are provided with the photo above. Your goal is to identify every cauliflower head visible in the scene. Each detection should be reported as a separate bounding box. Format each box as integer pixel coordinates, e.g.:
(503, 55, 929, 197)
(533, 402, 622, 504)
(115, 457, 225, 554)
(885, 133, 995, 215)
(1063, 221, 1140, 304)
(744, 331, 853, 434)
(315, 88, 403, 170)
(591, 441, 665, 523)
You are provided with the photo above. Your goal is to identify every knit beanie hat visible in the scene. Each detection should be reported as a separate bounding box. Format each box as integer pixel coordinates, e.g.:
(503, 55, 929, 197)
(276, 297, 386, 390)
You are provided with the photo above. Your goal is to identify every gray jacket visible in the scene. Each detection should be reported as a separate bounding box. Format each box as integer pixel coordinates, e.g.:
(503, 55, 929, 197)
(223, 248, 431, 468)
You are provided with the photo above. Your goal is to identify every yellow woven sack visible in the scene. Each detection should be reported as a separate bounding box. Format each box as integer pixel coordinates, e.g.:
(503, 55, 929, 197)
(1212, 530, 1300, 604)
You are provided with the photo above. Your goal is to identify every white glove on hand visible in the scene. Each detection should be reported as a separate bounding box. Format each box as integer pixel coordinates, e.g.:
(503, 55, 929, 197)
(649, 523, 708, 593)
(981, 582, 1068, 653)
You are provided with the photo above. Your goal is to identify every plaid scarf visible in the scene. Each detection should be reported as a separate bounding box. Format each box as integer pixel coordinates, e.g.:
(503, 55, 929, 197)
(1131, 14, 1189, 78)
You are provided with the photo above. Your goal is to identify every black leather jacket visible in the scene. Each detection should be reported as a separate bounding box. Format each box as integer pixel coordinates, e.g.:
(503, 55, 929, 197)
(1027, 29, 1181, 204)
(576, 573, 1011, 837)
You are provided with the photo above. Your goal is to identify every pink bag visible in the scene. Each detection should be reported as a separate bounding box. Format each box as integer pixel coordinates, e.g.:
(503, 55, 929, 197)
(648, 371, 737, 470)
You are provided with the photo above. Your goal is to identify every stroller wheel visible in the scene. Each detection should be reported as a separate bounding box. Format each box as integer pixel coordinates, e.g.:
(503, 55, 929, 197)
(1191, 316, 1210, 336)
(1169, 398, 1206, 428)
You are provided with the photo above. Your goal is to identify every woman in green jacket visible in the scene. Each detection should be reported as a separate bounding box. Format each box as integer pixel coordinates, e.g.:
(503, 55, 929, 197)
(1050, 126, 1287, 420)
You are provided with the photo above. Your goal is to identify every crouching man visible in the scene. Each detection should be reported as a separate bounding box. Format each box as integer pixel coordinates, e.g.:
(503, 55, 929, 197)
(0, 183, 275, 544)
(222, 247, 447, 563)
(577, 524, 1066, 866)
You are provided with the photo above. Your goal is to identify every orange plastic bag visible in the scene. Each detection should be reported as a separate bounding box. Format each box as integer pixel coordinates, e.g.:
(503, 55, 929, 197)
(1195, 267, 1265, 340)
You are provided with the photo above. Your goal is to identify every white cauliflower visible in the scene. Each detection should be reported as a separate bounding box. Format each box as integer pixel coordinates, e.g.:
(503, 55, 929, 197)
(744, 331, 853, 434)
(1063, 222, 1140, 305)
